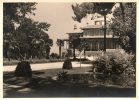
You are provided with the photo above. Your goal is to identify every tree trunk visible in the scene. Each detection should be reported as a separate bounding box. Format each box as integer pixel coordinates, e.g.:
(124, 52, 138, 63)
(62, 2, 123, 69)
(120, 3, 125, 22)
(59, 46, 61, 58)
(73, 46, 76, 59)
(84, 49, 86, 59)
(104, 15, 107, 52)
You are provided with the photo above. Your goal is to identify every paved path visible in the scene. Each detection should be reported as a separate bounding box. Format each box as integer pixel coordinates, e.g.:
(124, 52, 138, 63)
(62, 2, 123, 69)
(3, 61, 92, 72)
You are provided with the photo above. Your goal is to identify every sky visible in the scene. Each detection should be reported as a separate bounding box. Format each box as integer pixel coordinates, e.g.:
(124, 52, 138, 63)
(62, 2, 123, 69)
(32, 3, 77, 54)
(31, 3, 117, 54)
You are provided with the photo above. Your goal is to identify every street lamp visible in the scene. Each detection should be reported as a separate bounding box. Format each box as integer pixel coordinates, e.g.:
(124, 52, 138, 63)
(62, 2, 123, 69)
(101, 9, 107, 52)
(94, 3, 115, 52)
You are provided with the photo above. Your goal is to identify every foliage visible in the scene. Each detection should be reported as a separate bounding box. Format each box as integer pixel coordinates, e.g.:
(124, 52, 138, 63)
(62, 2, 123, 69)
(69, 34, 81, 59)
(72, 3, 95, 22)
(57, 71, 68, 81)
(69, 35, 81, 49)
(78, 39, 90, 58)
(111, 3, 136, 54)
(3, 3, 53, 60)
(92, 50, 135, 75)
(72, 3, 114, 22)
(79, 39, 89, 50)
(67, 49, 72, 57)
(63, 58, 72, 69)
(14, 61, 32, 78)
(56, 39, 64, 57)
(50, 53, 60, 59)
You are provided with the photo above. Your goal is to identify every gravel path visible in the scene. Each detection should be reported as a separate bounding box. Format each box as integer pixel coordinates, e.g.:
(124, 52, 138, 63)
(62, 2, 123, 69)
(3, 61, 92, 72)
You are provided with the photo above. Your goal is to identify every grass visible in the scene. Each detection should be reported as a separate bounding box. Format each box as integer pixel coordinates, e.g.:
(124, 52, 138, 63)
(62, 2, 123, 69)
(3, 67, 136, 98)
(3, 58, 65, 66)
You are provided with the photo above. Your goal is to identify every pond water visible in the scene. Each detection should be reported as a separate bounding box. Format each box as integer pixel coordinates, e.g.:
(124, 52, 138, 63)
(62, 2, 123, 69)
(57, 73, 136, 88)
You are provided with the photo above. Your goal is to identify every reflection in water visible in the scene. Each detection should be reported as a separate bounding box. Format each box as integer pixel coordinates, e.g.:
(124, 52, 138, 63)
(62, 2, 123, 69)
(65, 73, 135, 87)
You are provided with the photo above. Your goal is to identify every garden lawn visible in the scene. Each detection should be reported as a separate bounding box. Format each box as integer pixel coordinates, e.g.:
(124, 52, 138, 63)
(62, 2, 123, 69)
(3, 67, 136, 98)
(3, 58, 65, 66)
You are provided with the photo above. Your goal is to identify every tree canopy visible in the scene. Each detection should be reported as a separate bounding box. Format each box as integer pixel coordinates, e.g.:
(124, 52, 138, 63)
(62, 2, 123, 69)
(3, 3, 53, 60)
(111, 3, 136, 54)
(72, 3, 114, 22)
(69, 34, 81, 59)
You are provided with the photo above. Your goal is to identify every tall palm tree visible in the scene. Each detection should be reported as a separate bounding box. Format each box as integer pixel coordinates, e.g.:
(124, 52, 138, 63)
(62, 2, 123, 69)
(31, 36, 44, 59)
(56, 39, 64, 58)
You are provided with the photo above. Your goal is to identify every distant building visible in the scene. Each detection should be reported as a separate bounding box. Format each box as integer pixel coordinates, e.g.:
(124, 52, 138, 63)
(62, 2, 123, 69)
(62, 14, 121, 57)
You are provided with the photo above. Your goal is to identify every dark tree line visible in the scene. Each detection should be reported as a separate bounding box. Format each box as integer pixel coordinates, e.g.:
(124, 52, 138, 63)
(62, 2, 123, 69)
(3, 3, 53, 60)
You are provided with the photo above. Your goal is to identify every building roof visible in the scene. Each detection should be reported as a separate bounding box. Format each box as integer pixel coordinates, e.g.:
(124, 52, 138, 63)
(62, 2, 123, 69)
(80, 35, 118, 39)
(93, 17, 110, 21)
(81, 25, 103, 29)
(61, 39, 69, 41)
(66, 29, 83, 34)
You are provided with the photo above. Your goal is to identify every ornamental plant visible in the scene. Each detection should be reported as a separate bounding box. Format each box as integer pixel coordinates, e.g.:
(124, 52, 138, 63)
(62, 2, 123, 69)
(92, 50, 135, 76)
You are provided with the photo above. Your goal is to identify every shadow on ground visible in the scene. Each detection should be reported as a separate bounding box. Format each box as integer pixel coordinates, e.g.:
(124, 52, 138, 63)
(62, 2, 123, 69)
(3, 70, 136, 98)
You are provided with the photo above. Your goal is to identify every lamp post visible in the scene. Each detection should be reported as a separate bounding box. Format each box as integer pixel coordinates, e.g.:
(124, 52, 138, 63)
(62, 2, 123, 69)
(94, 3, 115, 52)
(99, 8, 109, 52)
(100, 11, 107, 52)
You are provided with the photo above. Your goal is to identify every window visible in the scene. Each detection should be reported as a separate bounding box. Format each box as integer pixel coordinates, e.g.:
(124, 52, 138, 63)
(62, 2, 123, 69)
(95, 21, 100, 25)
(102, 21, 104, 25)
(91, 30, 94, 36)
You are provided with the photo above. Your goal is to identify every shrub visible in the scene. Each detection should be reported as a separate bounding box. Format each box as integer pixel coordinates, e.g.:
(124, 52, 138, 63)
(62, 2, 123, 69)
(50, 53, 60, 59)
(57, 71, 68, 81)
(92, 50, 136, 87)
(92, 50, 135, 75)
(62, 58, 72, 69)
(14, 61, 32, 78)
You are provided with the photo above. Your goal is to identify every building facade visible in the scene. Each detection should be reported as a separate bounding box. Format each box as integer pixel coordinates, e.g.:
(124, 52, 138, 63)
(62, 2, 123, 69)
(62, 14, 120, 56)
(80, 25, 120, 51)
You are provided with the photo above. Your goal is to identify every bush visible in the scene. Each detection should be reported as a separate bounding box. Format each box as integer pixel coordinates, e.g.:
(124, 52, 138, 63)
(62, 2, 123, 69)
(92, 50, 135, 75)
(50, 53, 60, 59)
(62, 58, 72, 69)
(57, 71, 68, 81)
(92, 50, 136, 87)
(14, 61, 32, 78)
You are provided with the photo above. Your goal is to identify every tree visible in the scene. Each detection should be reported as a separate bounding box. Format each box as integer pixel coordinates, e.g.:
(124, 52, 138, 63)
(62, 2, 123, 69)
(44, 39, 53, 59)
(40, 31, 53, 59)
(69, 35, 81, 59)
(3, 3, 36, 23)
(3, 3, 37, 60)
(111, 3, 136, 54)
(72, 3, 95, 23)
(119, 3, 125, 22)
(18, 20, 51, 59)
(72, 3, 114, 23)
(31, 36, 44, 59)
(56, 39, 64, 58)
(3, 3, 52, 60)
(79, 39, 89, 59)
(3, 33, 19, 61)
(37, 22, 50, 32)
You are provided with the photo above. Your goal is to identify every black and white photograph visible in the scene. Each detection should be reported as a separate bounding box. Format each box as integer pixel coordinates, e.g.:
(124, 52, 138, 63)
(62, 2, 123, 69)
(3, 2, 136, 98)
